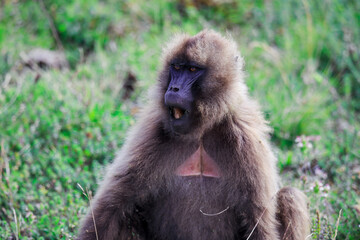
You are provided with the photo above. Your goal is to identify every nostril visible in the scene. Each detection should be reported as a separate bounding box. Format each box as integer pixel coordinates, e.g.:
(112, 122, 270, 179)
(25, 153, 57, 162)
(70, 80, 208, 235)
(170, 87, 179, 92)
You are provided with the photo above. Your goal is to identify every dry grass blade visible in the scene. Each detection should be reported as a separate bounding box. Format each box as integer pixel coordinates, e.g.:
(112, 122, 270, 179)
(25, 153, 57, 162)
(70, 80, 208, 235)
(245, 207, 267, 240)
(332, 209, 342, 240)
(305, 233, 314, 239)
(281, 221, 292, 240)
(12, 208, 19, 240)
(78, 183, 99, 240)
(200, 206, 229, 216)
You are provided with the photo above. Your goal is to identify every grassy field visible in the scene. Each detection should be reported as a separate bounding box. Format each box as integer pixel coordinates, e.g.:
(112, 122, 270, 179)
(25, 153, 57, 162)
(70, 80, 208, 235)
(0, 0, 359, 239)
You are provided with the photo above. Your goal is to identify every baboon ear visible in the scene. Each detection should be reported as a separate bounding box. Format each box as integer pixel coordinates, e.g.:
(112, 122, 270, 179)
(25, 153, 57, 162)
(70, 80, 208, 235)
(234, 56, 239, 62)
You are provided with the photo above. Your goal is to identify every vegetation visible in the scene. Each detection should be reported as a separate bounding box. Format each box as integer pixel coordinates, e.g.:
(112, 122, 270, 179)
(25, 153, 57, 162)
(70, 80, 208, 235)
(0, 0, 359, 239)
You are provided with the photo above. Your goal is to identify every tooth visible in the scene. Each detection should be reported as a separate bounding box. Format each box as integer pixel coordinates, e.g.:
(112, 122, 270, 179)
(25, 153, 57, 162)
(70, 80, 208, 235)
(174, 108, 182, 119)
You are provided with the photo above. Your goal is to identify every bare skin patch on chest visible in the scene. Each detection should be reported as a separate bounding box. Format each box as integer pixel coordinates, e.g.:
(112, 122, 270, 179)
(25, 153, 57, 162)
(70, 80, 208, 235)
(175, 145, 221, 178)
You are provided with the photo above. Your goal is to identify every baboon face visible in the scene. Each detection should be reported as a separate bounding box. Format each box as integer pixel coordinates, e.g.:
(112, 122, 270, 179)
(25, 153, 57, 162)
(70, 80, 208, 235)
(164, 60, 206, 134)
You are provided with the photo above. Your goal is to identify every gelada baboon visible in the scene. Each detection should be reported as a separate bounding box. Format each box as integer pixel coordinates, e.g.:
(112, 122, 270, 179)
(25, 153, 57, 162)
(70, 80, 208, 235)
(78, 30, 310, 240)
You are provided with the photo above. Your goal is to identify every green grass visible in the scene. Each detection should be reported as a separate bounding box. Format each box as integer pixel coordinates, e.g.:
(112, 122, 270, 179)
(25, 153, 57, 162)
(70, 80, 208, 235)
(0, 0, 359, 239)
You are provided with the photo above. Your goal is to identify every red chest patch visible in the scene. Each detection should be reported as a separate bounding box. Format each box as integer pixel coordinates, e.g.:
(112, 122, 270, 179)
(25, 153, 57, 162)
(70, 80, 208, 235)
(175, 145, 221, 178)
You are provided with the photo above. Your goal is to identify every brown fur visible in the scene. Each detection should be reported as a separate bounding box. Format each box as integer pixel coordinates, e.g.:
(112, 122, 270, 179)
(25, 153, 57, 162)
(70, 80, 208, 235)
(78, 30, 310, 240)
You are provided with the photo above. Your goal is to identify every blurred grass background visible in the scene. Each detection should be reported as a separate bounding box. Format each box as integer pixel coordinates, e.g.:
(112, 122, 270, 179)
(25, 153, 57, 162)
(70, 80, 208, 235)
(0, 0, 359, 239)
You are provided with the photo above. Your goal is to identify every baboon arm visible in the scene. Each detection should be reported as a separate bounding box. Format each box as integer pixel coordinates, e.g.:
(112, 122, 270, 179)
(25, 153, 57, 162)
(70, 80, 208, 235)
(77, 169, 147, 240)
(78, 203, 124, 240)
(77, 195, 143, 240)
(240, 204, 281, 240)
(276, 187, 310, 240)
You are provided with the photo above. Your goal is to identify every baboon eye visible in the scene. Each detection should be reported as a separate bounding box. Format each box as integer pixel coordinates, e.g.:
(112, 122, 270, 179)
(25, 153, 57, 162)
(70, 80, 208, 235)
(189, 67, 197, 72)
(174, 64, 181, 70)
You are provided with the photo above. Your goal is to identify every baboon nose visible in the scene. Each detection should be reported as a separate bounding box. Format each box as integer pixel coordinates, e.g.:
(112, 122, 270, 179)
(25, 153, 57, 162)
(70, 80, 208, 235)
(169, 86, 179, 92)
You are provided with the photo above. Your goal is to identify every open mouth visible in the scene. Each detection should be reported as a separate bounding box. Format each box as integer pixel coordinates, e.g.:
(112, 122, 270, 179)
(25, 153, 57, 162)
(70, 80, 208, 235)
(170, 107, 186, 120)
